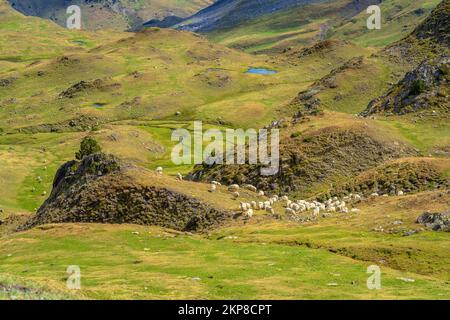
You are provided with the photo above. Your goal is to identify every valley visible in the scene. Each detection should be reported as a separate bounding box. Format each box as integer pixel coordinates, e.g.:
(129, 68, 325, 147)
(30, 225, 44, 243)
(0, 0, 448, 300)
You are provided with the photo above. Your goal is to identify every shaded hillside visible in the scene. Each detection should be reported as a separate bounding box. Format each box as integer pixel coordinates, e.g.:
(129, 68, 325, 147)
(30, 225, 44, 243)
(175, 0, 311, 32)
(7, 0, 213, 30)
(383, 0, 450, 65)
(324, 158, 450, 199)
(361, 56, 449, 116)
(20, 153, 234, 232)
(188, 125, 416, 197)
(179, 0, 381, 53)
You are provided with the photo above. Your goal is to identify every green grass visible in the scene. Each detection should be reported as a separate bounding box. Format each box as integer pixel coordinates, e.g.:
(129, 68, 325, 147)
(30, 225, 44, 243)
(330, 0, 441, 47)
(0, 223, 448, 299)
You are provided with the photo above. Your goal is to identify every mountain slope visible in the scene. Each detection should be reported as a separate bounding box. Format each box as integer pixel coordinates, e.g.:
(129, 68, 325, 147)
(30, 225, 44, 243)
(7, 0, 214, 30)
(173, 0, 441, 54)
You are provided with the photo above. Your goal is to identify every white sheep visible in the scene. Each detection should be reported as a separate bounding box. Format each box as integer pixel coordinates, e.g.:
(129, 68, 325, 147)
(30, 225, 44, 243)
(245, 208, 254, 218)
(281, 195, 289, 201)
(176, 173, 183, 181)
(265, 206, 275, 215)
(243, 184, 257, 192)
(258, 190, 265, 196)
(208, 184, 216, 193)
(285, 208, 295, 215)
(231, 191, 240, 199)
(251, 201, 257, 209)
(228, 184, 240, 192)
(397, 190, 404, 196)
(155, 167, 163, 175)
(313, 207, 320, 216)
(211, 181, 221, 186)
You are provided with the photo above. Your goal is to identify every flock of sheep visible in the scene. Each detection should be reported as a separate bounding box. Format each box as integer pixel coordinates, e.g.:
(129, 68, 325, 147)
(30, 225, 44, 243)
(155, 167, 405, 221)
(209, 181, 363, 220)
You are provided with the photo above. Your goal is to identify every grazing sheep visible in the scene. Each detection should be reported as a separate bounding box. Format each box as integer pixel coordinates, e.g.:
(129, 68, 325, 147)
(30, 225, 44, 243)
(251, 201, 257, 209)
(397, 190, 404, 196)
(313, 207, 320, 216)
(228, 184, 240, 192)
(265, 206, 275, 215)
(155, 167, 163, 175)
(208, 184, 216, 193)
(231, 191, 240, 199)
(354, 194, 362, 201)
(285, 208, 295, 215)
(240, 202, 248, 212)
(370, 192, 379, 197)
(211, 181, 221, 186)
(281, 195, 289, 201)
(328, 206, 336, 212)
(285, 200, 292, 208)
(176, 173, 183, 181)
(243, 184, 257, 192)
(264, 201, 271, 209)
(258, 202, 264, 210)
(351, 208, 360, 213)
(245, 208, 254, 218)
(258, 190, 265, 196)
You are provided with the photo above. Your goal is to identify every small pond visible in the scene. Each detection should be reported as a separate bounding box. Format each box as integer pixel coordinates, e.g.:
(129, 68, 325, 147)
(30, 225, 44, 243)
(245, 67, 277, 75)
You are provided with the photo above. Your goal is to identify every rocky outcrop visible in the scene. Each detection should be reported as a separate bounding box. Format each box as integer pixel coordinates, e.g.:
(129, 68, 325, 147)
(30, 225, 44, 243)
(417, 211, 450, 231)
(412, 0, 449, 46)
(20, 153, 233, 232)
(361, 56, 449, 116)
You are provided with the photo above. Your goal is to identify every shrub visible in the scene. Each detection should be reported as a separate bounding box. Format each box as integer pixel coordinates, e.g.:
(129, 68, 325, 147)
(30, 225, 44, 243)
(75, 137, 102, 160)
(409, 80, 427, 96)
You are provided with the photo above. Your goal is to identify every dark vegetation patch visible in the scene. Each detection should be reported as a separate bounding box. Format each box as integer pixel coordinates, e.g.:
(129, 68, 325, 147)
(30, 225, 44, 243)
(188, 127, 415, 197)
(322, 160, 449, 200)
(59, 78, 121, 99)
(0, 76, 16, 87)
(17, 115, 102, 133)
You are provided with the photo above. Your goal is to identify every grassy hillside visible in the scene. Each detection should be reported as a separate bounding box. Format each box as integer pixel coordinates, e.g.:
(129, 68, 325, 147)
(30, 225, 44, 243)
(206, 0, 441, 53)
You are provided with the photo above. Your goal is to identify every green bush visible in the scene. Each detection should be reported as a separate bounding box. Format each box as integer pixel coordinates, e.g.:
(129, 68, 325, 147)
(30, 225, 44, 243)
(409, 80, 427, 96)
(75, 137, 102, 160)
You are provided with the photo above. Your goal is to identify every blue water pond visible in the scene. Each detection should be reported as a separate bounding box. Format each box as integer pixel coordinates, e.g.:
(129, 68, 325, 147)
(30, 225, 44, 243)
(245, 67, 277, 75)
